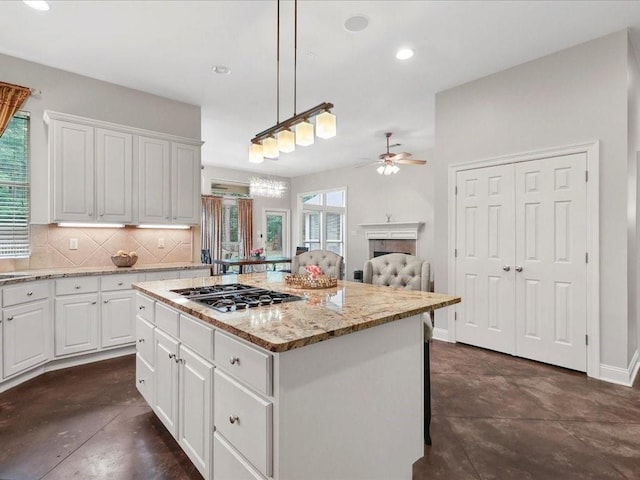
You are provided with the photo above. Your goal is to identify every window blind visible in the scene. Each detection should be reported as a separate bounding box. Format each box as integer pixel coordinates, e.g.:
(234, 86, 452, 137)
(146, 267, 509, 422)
(0, 113, 29, 258)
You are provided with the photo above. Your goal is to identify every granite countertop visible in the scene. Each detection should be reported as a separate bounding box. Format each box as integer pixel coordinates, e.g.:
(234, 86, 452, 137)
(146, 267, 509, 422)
(133, 272, 461, 353)
(0, 262, 211, 286)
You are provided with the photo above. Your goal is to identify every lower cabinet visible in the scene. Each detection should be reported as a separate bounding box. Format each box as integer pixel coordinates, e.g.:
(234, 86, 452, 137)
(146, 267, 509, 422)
(213, 433, 265, 480)
(54, 294, 99, 356)
(101, 290, 136, 348)
(3, 299, 51, 378)
(154, 328, 180, 437)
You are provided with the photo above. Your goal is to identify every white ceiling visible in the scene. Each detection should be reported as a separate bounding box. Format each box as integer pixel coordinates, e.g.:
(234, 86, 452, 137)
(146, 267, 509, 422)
(2, 0, 640, 177)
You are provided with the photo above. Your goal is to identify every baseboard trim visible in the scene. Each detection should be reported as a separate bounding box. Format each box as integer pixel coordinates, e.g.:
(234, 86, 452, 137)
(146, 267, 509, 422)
(432, 327, 453, 342)
(599, 349, 638, 387)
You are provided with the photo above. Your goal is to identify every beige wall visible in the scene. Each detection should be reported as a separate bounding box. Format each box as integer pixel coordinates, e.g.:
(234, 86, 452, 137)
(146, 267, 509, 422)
(434, 30, 630, 369)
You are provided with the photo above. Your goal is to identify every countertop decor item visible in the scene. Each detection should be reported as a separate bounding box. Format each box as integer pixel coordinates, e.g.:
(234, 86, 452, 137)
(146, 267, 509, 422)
(285, 273, 337, 289)
(111, 250, 138, 267)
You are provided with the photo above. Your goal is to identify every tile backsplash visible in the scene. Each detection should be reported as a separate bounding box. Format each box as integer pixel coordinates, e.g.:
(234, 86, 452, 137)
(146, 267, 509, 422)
(0, 225, 193, 272)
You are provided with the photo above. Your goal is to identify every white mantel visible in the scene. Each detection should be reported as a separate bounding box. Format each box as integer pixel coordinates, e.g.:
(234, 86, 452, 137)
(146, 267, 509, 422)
(358, 221, 424, 240)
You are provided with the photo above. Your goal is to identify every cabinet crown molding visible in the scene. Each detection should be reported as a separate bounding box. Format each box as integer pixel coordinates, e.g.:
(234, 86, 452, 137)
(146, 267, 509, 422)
(43, 110, 203, 146)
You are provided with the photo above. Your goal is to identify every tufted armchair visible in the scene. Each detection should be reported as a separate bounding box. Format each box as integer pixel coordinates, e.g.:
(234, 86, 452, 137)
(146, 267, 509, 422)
(291, 250, 344, 279)
(363, 253, 434, 445)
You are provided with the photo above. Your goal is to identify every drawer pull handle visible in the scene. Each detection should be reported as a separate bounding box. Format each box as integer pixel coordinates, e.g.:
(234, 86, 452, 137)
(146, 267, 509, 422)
(138, 379, 145, 384)
(27, 291, 33, 296)
(104, 300, 109, 304)
(75, 285, 81, 289)
(229, 415, 239, 424)
(6, 316, 13, 321)
(118, 282, 123, 286)
(91, 301, 97, 305)
(229, 356, 240, 365)
(138, 338, 145, 343)
(138, 305, 145, 310)
(168, 353, 176, 360)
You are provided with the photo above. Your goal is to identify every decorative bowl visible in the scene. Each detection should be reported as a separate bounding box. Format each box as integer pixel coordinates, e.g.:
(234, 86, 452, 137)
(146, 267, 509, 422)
(111, 255, 138, 268)
(284, 274, 337, 289)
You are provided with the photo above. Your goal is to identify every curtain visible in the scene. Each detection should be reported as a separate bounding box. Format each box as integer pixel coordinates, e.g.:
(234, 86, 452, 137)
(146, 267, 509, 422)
(237, 198, 253, 258)
(0, 82, 30, 138)
(201, 195, 223, 273)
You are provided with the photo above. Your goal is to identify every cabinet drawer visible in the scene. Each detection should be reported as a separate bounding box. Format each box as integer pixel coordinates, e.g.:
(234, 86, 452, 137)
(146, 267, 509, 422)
(3, 281, 49, 307)
(136, 353, 155, 407)
(101, 273, 140, 291)
(136, 316, 155, 366)
(145, 270, 180, 281)
(156, 302, 179, 337)
(178, 268, 211, 279)
(55, 277, 99, 296)
(136, 294, 155, 323)
(215, 332, 273, 396)
(179, 314, 214, 363)
(214, 370, 273, 478)
(214, 433, 265, 480)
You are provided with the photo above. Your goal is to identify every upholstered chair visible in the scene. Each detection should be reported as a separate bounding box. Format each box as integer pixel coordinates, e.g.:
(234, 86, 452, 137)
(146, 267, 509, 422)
(362, 253, 434, 444)
(290, 250, 344, 279)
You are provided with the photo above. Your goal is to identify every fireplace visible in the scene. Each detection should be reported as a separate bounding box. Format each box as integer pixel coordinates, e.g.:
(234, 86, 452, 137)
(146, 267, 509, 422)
(358, 221, 424, 258)
(369, 239, 416, 258)
(373, 250, 411, 257)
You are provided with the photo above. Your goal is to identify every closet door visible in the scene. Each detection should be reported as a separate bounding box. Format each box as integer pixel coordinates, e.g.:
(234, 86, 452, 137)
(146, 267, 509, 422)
(455, 164, 516, 354)
(514, 153, 587, 371)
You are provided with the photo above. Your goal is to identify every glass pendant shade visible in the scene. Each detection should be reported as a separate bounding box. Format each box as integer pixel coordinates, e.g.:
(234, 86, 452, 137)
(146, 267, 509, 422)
(295, 121, 314, 146)
(249, 143, 264, 164)
(377, 165, 385, 175)
(263, 136, 279, 158)
(316, 111, 336, 139)
(277, 129, 296, 153)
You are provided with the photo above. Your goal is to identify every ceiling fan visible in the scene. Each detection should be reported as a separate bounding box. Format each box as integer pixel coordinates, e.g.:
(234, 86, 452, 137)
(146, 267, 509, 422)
(367, 132, 427, 175)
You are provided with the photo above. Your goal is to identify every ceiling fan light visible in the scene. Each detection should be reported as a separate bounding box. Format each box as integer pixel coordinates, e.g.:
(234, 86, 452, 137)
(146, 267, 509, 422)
(277, 129, 296, 153)
(391, 165, 400, 174)
(316, 111, 336, 139)
(295, 121, 314, 146)
(262, 136, 279, 158)
(377, 165, 385, 175)
(249, 143, 264, 164)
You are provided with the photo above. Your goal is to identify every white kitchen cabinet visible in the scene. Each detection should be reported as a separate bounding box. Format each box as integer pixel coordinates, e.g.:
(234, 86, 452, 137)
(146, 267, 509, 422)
(100, 290, 136, 348)
(2, 299, 51, 378)
(179, 344, 214, 479)
(178, 268, 211, 279)
(154, 327, 180, 437)
(171, 143, 201, 224)
(138, 136, 171, 224)
(54, 293, 99, 357)
(95, 128, 133, 223)
(50, 120, 95, 222)
(138, 138, 201, 225)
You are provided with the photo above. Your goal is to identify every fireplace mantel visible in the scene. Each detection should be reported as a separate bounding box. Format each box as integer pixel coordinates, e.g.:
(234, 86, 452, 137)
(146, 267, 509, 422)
(358, 221, 424, 240)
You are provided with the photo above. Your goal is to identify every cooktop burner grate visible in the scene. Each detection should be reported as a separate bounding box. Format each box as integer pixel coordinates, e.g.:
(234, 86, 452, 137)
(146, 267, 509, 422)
(171, 283, 304, 313)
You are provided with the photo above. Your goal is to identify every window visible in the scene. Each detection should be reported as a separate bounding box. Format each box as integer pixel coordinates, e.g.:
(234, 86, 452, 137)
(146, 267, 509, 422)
(300, 188, 346, 256)
(0, 112, 29, 258)
(221, 199, 239, 258)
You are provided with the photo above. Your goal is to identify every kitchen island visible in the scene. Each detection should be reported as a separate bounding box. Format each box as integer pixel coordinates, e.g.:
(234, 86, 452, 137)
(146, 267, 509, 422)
(133, 272, 460, 480)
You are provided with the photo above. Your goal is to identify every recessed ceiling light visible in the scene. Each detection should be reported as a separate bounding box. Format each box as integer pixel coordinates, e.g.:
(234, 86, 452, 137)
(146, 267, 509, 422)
(23, 0, 50, 11)
(344, 15, 369, 33)
(396, 48, 414, 60)
(212, 65, 231, 75)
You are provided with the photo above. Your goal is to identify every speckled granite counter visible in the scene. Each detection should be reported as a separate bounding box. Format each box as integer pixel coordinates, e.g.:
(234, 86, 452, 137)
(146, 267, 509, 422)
(133, 271, 460, 352)
(0, 262, 211, 285)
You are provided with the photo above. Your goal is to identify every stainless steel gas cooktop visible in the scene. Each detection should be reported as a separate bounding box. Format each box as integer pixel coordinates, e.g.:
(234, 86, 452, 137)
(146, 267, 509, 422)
(171, 283, 304, 313)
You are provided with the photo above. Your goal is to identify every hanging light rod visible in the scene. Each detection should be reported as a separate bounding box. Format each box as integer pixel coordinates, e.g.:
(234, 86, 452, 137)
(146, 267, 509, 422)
(251, 102, 334, 144)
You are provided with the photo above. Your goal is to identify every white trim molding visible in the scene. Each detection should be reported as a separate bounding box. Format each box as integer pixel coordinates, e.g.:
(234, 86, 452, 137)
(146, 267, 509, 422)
(446, 141, 601, 379)
(358, 221, 424, 240)
(599, 349, 639, 386)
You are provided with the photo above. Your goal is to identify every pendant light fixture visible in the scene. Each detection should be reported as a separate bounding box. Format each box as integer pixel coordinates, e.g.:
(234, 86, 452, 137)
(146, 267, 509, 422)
(249, 0, 336, 164)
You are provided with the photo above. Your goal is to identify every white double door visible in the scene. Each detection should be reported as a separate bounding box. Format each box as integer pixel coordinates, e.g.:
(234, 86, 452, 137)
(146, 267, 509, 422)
(455, 153, 588, 371)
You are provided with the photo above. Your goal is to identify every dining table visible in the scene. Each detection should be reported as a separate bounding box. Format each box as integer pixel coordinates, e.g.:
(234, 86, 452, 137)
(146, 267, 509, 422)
(212, 256, 292, 274)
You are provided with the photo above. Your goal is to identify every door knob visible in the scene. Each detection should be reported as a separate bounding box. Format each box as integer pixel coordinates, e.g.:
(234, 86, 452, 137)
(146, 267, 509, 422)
(515, 266, 523, 272)
(502, 265, 511, 272)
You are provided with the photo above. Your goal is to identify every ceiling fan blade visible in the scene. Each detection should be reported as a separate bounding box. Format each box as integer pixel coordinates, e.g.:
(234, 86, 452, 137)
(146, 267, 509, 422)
(396, 159, 427, 165)
(390, 152, 412, 160)
(356, 161, 382, 168)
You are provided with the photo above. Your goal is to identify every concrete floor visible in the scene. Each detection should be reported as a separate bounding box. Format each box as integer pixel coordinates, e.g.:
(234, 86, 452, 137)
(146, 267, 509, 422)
(0, 341, 639, 479)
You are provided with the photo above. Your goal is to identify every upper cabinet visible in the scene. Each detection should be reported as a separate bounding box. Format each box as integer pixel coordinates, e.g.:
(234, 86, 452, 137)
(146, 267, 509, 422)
(44, 111, 202, 226)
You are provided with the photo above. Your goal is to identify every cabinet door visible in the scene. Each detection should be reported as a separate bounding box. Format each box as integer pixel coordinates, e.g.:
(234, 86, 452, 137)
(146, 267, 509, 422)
(52, 120, 94, 221)
(179, 345, 213, 479)
(3, 300, 51, 378)
(138, 136, 171, 223)
(96, 128, 133, 223)
(101, 290, 136, 348)
(154, 328, 180, 438)
(54, 294, 99, 356)
(171, 143, 201, 224)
